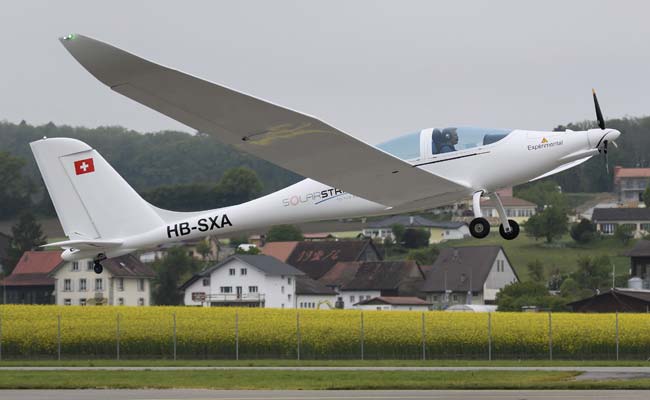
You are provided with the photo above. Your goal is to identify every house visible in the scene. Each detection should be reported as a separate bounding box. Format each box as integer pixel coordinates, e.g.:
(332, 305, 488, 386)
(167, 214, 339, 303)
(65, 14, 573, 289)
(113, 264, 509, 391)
(567, 288, 650, 313)
(354, 296, 431, 311)
(261, 239, 382, 280)
(363, 215, 469, 243)
(613, 166, 650, 205)
(0, 232, 11, 274)
(295, 276, 338, 309)
(180, 254, 304, 308)
(139, 236, 223, 263)
(319, 260, 427, 309)
(624, 240, 650, 289)
(592, 208, 650, 237)
(420, 246, 519, 308)
(49, 255, 155, 306)
(0, 251, 59, 304)
(480, 195, 537, 224)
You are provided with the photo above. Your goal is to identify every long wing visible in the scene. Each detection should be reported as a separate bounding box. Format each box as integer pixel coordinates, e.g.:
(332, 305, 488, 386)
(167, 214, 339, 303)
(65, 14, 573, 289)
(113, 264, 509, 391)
(60, 34, 468, 207)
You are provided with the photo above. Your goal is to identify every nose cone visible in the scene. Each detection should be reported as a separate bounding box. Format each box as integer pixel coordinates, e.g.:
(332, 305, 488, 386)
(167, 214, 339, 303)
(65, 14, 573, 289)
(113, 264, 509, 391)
(587, 128, 621, 148)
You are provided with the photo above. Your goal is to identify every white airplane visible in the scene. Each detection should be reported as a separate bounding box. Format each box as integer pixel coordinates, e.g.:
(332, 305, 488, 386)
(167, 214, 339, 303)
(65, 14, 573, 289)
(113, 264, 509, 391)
(33, 34, 620, 274)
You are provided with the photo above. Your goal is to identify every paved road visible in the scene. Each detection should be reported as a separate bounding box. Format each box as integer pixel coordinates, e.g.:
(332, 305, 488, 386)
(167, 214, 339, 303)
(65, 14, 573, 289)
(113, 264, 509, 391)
(1, 390, 649, 400)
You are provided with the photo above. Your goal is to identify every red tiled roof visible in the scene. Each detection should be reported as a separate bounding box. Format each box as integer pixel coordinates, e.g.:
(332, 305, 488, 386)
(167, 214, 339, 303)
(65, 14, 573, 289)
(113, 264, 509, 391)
(1, 251, 61, 287)
(614, 167, 650, 179)
(260, 241, 299, 262)
(286, 240, 377, 280)
(481, 196, 536, 208)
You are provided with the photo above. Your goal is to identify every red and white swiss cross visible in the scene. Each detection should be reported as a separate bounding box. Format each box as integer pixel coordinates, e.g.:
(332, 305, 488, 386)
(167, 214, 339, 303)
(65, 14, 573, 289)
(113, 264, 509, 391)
(74, 158, 95, 175)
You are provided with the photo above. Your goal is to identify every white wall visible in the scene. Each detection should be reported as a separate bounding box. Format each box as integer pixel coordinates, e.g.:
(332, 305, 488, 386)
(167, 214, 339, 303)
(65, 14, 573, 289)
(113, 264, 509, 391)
(356, 303, 430, 311)
(183, 258, 298, 308)
(296, 294, 338, 309)
(53, 259, 151, 306)
(340, 290, 381, 309)
(483, 249, 518, 301)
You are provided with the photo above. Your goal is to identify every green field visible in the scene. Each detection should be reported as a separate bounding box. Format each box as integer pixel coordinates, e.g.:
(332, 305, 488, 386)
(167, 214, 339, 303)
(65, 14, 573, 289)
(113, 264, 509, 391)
(439, 232, 634, 281)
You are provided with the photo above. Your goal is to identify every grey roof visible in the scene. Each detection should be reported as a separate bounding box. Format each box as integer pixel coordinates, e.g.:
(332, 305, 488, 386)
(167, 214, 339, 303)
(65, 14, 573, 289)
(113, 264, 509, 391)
(295, 276, 337, 295)
(420, 246, 517, 292)
(567, 288, 650, 307)
(367, 215, 465, 229)
(341, 261, 424, 292)
(625, 240, 650, 257)
(592, 208, 650, 222)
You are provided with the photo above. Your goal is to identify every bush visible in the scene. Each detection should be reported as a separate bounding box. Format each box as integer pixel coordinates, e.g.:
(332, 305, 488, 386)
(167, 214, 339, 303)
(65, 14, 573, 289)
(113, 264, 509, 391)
(402, 228, 431, 249)
(570, 219, 597, 244)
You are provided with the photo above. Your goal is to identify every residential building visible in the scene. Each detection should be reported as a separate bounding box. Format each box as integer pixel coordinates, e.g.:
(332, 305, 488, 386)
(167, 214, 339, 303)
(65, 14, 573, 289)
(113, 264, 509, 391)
(261, 239, 382, 280)
(319, 260, 427, 309)
(295, 276, 338, 309)
(180, 254, 303, 308)
(354, 296, 431, 311)
(480, 195, 537, 224)
(624, 240, 650, 289)
(49, 255, 155, 306)
(613, 166, 650, 205)
(592, 208, 650, 237)
(567, 288, 650, 313)
(0, 251, 59, 304)
(139, 236, 223, 263)
(363, 215, 469, 243)
(420, 246, 519, 308)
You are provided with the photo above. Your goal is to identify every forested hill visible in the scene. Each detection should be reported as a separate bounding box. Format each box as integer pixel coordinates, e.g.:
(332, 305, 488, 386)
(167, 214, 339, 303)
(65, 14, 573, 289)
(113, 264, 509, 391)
(548, 116, 650, 192)
(0, 121, 301, 193)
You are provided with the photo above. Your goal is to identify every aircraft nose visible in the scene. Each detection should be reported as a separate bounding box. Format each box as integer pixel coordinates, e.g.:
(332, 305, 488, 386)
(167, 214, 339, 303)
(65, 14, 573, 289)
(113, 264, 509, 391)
(587, 128, 620, 148)
(608, 129, 621, 142)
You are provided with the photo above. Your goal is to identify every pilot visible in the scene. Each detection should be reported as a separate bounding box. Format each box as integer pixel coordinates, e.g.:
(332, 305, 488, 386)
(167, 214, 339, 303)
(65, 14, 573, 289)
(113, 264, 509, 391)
(431, 129, 443, 154)
(438, 128, 458, 153)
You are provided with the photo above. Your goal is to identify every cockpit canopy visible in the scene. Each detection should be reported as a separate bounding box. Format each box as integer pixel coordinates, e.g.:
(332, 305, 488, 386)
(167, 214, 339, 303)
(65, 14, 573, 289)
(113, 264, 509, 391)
(377, 127, 512, 160)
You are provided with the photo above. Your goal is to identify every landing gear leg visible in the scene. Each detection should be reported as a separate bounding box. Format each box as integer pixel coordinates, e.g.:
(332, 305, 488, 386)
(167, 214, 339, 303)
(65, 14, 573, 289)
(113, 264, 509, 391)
(493, 192, 520, 240)
(93, 253, 106, 274)
(469, 191, 490, 239)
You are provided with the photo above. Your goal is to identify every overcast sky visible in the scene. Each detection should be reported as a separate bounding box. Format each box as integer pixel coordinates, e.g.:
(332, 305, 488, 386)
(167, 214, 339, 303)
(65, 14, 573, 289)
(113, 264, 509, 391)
(1, 1, 649, 143)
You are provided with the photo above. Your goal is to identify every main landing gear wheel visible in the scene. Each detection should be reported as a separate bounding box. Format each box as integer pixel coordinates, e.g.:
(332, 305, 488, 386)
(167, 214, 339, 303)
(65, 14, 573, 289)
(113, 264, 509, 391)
(93, 262, 103, 274)
(499, 219, 520, 240)
(469, 217, 490, 239)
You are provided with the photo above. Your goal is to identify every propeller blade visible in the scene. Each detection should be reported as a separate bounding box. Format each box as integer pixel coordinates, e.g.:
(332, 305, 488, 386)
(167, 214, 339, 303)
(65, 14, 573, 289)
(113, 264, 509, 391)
(604, 140, 609, 174)
(593, 88, 605, 130)
(611, 140, 619, 148)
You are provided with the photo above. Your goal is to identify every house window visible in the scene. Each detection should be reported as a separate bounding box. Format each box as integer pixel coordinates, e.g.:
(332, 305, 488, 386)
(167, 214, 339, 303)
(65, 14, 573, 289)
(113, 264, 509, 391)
(138, 279, 145, 292)
(229, 268, 236, 276)
(138, 298, 145, 306)
(240, 268, 247, 276)
(79, 298, 86, 306)
(641, 223, 650, 232)
(220, 286, 232, 293)
(350, 295, 355, 303)
(118, 298, 124, 306)
(79, 279, 87, 292)
(249, 286, 258, 293)
(64, 299, 71, 306)
(202, 278, 210, 287)
(95, 278, 103, 291)
(64, 279, 71, 292)
(433, 295, 439, 302)
(117, 278, 124, 291)
(601, 223, 617, 234)
(72, 262, 79, 272)
(452, 294, 459, 302)
(86, 261, 93, 271)
(288, 294, 292, 302)
(281, 286, 285, 294)
(288, 277, 292, 284)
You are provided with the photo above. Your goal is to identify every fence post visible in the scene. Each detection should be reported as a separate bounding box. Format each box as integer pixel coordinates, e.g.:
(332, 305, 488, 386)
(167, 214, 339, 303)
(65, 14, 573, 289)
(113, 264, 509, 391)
(172, 313, 177, 361)
(296, 312, 301, 361)
(235, 312, 239, 361)
(360, 312, 365, 361)
(116, 313, 120, 361)
(487, 312, 492, 361)
(57, 314, 61, 361)
(421, 312, 426, 361)
(0, 312, 3, 361)
(548, 311, 553, 361)
(616, 310, 619, 361)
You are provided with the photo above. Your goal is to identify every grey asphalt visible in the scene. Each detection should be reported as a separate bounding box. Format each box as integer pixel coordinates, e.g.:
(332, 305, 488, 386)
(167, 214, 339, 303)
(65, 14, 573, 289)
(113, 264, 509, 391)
(0, 390, 649, 400)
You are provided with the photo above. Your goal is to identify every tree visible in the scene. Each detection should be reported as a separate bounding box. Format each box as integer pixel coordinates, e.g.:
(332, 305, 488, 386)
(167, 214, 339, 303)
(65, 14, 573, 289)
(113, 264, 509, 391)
(644, 186, 650, 207)
(524, 206, 568, 243)
(570, 219, 597, 244)
(391, 224, 405, 244)
(229, 235, 250, 248)
(406, 245, 439, 265)
(495, 281, 568, 311)
(514, 180, 567, 209)
(152, 246, 197, 305)
(215, 167, 263, 206)
(526, 259, 545, 282)
(266, 225, 304, 242)
(0, 152, 34, 219)
(195, 239, 214, 262)
(5, 212, 46, 274)
(613, 224, 635, 245)
(570, 256, 611, 293)
(235, 246, 261, 255)
(402, 228, 431, 249)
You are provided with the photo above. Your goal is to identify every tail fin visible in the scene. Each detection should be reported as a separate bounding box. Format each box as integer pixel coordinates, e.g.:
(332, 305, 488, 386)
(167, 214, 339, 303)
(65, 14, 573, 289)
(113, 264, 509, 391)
(30, 137, 165, 240)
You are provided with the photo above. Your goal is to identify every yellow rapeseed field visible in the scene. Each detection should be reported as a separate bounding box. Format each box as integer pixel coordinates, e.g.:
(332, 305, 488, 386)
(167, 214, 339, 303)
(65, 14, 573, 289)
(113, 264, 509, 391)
(1, 305, 649, 359)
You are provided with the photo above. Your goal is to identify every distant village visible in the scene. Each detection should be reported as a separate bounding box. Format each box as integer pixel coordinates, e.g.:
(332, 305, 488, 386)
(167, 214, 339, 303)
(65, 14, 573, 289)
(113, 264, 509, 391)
(2, 165, 650, 313)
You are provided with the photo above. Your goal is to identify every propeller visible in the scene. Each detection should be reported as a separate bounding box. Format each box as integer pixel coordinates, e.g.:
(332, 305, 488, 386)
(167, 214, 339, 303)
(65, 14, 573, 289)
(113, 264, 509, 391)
(593, 89, 616, 173)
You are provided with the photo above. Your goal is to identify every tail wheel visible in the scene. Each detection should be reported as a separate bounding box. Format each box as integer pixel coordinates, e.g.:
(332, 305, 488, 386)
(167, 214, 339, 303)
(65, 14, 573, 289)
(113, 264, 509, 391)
(499, 220, 520, 240)
(469, 217, 490, 239)
(93, 262, 103, 274)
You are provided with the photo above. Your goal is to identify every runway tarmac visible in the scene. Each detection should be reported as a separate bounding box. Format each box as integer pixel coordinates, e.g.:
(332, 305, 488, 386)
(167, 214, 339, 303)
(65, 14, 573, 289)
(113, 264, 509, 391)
(1, 390, 650, 400)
